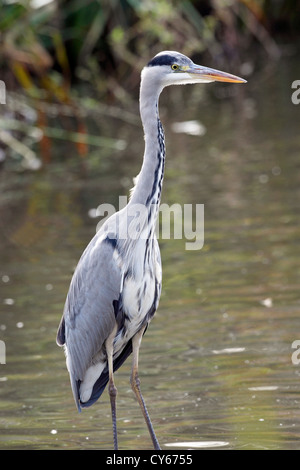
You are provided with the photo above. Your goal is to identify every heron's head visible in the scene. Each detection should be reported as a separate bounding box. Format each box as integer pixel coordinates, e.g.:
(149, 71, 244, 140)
(142, 51, 246, 90)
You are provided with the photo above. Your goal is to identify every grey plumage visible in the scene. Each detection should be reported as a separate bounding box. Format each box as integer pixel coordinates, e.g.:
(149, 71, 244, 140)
(56, 51, 246, 449)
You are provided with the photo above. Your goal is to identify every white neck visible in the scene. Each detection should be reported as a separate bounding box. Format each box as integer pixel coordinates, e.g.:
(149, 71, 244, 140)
(129, 68, 165, 209)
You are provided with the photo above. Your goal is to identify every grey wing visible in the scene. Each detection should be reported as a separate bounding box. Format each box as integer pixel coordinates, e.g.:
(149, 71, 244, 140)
(56, 234, 122, 404)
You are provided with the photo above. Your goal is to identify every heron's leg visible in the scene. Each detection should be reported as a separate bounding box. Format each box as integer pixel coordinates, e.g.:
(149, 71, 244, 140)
(105, 323, 118, 450)
(130, 326, 161, 450)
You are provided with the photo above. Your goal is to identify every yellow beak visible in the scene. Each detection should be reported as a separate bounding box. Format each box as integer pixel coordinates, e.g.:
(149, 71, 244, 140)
(187, 64, 247, 83)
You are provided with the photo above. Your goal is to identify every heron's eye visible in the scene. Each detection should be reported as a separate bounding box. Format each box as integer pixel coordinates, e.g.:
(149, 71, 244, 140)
(171, 64, 179, 71)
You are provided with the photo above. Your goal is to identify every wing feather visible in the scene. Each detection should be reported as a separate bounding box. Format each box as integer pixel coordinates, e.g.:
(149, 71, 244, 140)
(57, 232, 122, 402)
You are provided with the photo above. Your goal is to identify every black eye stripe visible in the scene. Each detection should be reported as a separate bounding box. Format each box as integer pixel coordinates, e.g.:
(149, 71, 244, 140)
(147, 54, 176, 67)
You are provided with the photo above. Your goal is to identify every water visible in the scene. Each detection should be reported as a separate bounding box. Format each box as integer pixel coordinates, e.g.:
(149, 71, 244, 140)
(0, 55, 300, 450)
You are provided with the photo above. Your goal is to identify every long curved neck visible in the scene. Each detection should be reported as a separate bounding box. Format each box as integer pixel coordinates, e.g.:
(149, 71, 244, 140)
(130, 72, 165, 215)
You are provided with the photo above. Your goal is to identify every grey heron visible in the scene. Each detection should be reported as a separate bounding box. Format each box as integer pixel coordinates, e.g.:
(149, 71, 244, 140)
(56, 51, 246, 450)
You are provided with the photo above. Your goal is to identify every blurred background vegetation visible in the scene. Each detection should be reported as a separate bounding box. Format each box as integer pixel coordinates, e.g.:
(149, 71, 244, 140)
(0, 0, 299, 169)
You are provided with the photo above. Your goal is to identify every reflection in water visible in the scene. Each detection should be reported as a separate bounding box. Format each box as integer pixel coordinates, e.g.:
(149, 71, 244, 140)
(165, 441, 229, 448)
(0, 57, 300, 450)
